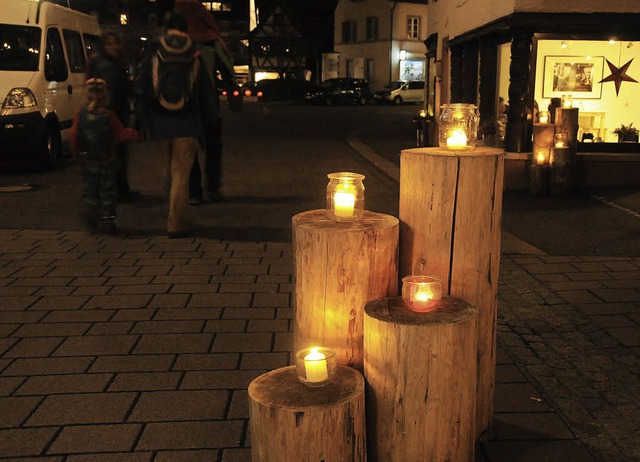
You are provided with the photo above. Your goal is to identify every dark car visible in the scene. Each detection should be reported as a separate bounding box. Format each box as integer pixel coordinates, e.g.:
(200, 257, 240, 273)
(305, 78, 371, 106)
(241, 78, 314, 102)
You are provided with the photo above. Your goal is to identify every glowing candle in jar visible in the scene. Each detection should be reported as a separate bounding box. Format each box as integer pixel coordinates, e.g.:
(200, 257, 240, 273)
(561, 95, 573, 108)
(538, 111, 550, 124)
(402, 275, 442, 312)
(419, 109, 427, 118)
(446, 129, 468, 149)
(304, 348, 328, 383)
(333, 182, 356, 218)
(536, 152, 546, 165)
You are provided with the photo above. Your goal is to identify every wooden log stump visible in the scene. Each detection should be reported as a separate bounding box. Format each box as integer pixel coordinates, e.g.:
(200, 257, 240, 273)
(364, 296, 478, 462)
(555, 107, 579, 154)
(292, 209, 399, 371)
(249, 365, 366, 462)
(532, 123, 554, 164)
(399, 146, 503, 438)
(550, 146, 573, 194)
(529, 164, 550, 196)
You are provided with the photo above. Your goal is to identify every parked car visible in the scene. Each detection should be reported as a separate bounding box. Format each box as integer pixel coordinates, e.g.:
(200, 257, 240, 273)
(305, 78, 371, 106)
(374, 80, 425, 105)
(242, 78, 314, 102)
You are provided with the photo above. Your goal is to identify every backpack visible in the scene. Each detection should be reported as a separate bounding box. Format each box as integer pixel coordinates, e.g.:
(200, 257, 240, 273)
(77, 107, 113, 162)
(151, 31, 200, 111)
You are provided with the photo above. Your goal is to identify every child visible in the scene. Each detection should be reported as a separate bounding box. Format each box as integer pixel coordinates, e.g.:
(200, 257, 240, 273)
(70, 78, 140, 233)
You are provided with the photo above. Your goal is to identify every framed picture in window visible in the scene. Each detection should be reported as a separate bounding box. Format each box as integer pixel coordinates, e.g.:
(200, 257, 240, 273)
(542, 56, 604, 99)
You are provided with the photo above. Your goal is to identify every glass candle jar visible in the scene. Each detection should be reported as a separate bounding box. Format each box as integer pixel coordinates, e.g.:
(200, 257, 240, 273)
(554, 132, 568, 148)
(538, 111, 550, 124)
(561, 94, 573, 108)
(295, 347, 337, 387)
(401, 275, 442, 312)
(326, 172, 365, 222)
(438, 103, 479, 151)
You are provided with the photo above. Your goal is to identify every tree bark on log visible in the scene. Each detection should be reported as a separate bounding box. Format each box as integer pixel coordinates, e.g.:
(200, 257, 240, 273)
(292, 209, 399, 371)
(364, 296, 478, 462)
(249, 365, 366, 462)
(399, 147, 504, 438)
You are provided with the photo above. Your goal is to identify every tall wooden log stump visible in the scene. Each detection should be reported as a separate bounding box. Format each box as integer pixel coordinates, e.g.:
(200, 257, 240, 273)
(364, 296, 478, 462)
(399, 147, 504, 438)
(292, 209, 399, 371)
(249, 365, 366, 462)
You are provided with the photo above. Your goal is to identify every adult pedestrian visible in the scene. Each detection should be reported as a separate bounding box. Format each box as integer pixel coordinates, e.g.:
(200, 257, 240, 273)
(174, 0, 236, 205)
(133, 11, 217, 238)
(87, 31, 138, 202)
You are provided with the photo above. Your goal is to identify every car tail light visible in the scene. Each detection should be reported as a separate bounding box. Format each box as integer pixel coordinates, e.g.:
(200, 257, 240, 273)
(222, 90, 228, 96)
(257, 91, 263, 98)
(233, 90, 240, 97)
(244, 89, 252, 97)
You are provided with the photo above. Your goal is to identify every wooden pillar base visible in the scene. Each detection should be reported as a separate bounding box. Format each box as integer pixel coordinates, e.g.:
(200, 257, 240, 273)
(364, 296, 478, 462)
(399, 147, 503, 437)
(529, 164, 550, 196)
(249, 365, 366, 462)
(551, 147, 573, 195)
(292, 209, 399, 371)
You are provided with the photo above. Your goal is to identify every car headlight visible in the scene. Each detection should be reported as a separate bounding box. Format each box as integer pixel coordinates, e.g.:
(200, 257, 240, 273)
(3, 88, 37, 110)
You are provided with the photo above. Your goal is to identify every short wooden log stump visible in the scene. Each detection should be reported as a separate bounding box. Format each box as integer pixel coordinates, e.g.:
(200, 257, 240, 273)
(364, 296, 478, 462)
(292, 209, 399, 371)
(529, 164, 550, 196)
(248, 365, 366, 462)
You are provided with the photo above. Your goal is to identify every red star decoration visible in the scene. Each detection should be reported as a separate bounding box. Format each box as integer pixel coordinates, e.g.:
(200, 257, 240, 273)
(599, 58, 639, 95)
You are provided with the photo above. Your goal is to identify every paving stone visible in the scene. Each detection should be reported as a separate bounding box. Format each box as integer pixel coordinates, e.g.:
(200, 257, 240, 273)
(4, 338, 64, 358)
(87, 322, 135, 335)
(489, 412, 575, 440)
(203, 320, 247, 333)
(3, 357, 93, 376)
(53, 335, 138, 356)
(252, 293, 289, 307)
(109, 284, 171, 295)
(134, 333, 213, 354)
(189, 293, 252, 308)
(495, 364, 528, 383)
(239, 352, 289, 370)
(73, 286, 111, 296)
(605, 327, 640, 347)
(173, 353, 239, 371)
(27, 392, 136, 425)
(170, 264, 225, 276)
(221, 448, 252, 462)
(483, 440, 596, 462)
(47, 424, 142, 454)
(591, 288, 640, 303)
(130, 320, 204, 334)
(14, 373, 112, 395)
(576, 302, 638, 316)
(0, 287, 39, 296)
(0, 396, 42, 427)
(0, 296, 38, 310)
(212, 333, 272, 353)
(147, 294, 190, 308)
(11, 277, 73, 287)
(0, 338, 19, 355)
(108, 372, 182, 391)
(227, 390, 249, 419)
(84, 295, 153, 309)
(219, 283, 278, 293)
(89, 355, 175, 373)
(493, 383, 551, 413)
(181, 370, 266, 389)
(556, 290, 603, 304)
(136, 420, 244, 450)
(210, 274, 256, 284)
(136, 266, 171, 276)
(222, 308, 276, 320)
(273, 332, 293, 352)
(41, 310, 114, 323)
(29, 296, 89, 310)
(70, 276, 109, 286)
(0, 427, 58, 457)
(590, 315, 636, 328)
(66, 453, 153, 462)
(103, 267, 139, 277)
(112, 309, 157, 322)
(153, 308, 222, 320)
(246, 319, 288, 332)
(12, 323, 91, 337)
(129, 390, 228, 421)
(0, 376, 25, 396)
(154, 450, 220, 462)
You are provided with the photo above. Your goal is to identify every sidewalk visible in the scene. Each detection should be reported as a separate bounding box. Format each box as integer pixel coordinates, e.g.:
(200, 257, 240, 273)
(1, 118, 639, 461)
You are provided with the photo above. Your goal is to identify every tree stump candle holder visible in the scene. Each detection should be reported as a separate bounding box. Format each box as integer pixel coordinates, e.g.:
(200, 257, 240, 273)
(529, 164, 550, 196)
(399, 146, 503, 437)
(249, 365, 366, 462)
(292, 209, 399, 372)
(364, 296, 478, 462)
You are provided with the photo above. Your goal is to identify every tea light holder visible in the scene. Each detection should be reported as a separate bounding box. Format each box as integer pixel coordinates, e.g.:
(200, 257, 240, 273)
(326, 172, 365, 222)
(401, 275, 442, 312)
(554, 131, 568, 148)
(538, 111, 550, 124)
(295, 347, 337, 387)
(561, 95, 573, 108)
(438, 103, 479, 151)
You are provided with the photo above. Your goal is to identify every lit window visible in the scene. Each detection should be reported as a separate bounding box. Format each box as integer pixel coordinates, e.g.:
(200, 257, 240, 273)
(407, 16, 420, 40)
(120, 14, 128, 26)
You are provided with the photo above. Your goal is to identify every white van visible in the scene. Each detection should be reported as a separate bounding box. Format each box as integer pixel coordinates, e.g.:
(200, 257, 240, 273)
(0, 0, 101, 169)
(374, 80, 425, 105)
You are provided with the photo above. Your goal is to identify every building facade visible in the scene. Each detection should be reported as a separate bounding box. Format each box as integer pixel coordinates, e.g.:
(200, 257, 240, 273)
(424, 0, 640, 153)
(334, 0, 428, 91)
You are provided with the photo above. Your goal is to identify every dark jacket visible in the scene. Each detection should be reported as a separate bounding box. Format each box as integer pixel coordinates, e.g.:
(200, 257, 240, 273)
(87, 52, 131, 125)
(133, 31, 217, 142)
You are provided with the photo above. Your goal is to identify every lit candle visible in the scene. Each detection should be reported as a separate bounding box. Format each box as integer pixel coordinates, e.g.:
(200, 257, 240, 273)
(333, 182, 356, 218)
(419, 109, 426, 118)
(561, 95, 573, 108)
(402, 275, 442, 312)
(536, 152, 545, 165)
(446, 129, 468, 149)
(304, 348, 328, 383)
(413, 287, 436, 309)
(538, 111, 550, 124)
(555, 140, 565, 148)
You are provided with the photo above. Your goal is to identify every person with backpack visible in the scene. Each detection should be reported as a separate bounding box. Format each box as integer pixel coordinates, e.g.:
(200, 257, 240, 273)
(133, 11, 218, 239)
(174, 0, 237, 205)
(70, 78, 140, 234)
(87, 31, 139, 203)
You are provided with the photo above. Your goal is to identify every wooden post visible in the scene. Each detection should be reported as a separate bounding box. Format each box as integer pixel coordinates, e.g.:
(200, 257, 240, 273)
(532, 123, 554, 163)
(364, 296, 478, 462)
(399, 146, 503, 438)
(555, 107, 579, 153)
(292, 210, 399, 371)
(249, 365, 366, 462)
(552, 108, 579, 194)
(529, 164, 550, 196)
